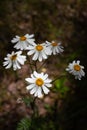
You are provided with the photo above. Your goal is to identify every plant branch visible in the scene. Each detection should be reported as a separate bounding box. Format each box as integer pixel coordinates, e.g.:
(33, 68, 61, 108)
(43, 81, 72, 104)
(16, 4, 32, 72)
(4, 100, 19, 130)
(51, 74, 66, 83)
(28, 56, 33, 73)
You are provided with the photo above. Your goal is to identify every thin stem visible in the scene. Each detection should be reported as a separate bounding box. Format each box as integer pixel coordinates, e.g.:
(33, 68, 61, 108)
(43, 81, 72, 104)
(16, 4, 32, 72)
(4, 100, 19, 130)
(14, 70, 19, 81)
(51, 74, 66, 83)
(28, 56, 33, 73)
(34, 60, 38, 72)
(31, 97, 38, 117)
(32, 97, 37, 104)
(37, 60, 47, 71)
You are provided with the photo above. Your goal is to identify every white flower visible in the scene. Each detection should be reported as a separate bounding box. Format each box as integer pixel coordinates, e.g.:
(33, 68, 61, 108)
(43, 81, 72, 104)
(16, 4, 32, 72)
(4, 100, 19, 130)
(66, 60, 85, 80)
(11, 34, 35, 50)
(27, 43, 52, 62)
(3, 51, 26, 70)
(25, 71, 52, 98)
(46, 41, 64, 55)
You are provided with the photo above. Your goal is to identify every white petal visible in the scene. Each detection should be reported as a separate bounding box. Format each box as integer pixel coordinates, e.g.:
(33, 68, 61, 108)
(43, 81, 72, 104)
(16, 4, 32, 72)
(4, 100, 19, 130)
(37, 87, 43, 98)
(43, 74, 48, 80)
(26, 84, 35, 90)
(16, 51, 22, 55)
(14, 42, 24, 50)
(38, 53, 43, 62)
(31, 74, 36, 80)
(44, 47, 52, 55)
(29, 34, 34, 38)
(7, 53, 12, 57)
(3, 61, 9, 66)
(55, 47, 59, 53)
(80, 70, 85, 76)
(25, 34, 34, 38)
(17, 57, 25, 65)
(15, 61, 21, 69)
(22, 41, 28, 49)
(72, 61, 76, 65)
(77, 60, 80, 64)
(66, 68, 69, 71)
(44, 79, 52, 83)
(12, 51, 15, 55)
(5, 62, 12, 69)
(33, 52, 39, 61)
(57, 46, 64, 53)
(45, 83, 52, 88)
(13, 62, 18, 70)
(27, 39, 35, 44)
(81, 66, 84, 69)
(27, 50, 35, 55)
(34, 90, 38, 97)
(11, 37, 19, 43)
(30, 87, 37, 94)
(42, 85, 49, 94)
(52, 48, 56, 55)
(42, 51, 47, 59)
(45, 41, 51, 46)
(28, 45, 35, 50)
(25, 78, 35, 83)
(33, 71, 39, 78)
(4, 57, 9, 60)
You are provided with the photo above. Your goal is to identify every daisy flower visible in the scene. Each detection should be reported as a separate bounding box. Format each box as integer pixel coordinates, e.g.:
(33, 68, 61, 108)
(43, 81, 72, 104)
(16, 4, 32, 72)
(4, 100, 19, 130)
(27, 43, 52, 62)
(3, 51, 26, 70)
(46, 41, 64, 55)
(11, 34, 35, 50)
(25, 71, 52, 98)
(66, 60, 85, 80)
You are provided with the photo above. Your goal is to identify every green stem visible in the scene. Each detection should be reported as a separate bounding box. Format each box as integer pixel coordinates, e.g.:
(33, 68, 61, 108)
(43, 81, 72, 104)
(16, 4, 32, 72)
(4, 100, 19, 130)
(31, 97, 38, 117)
(28, 56, 33, 73)
(51, 74, 66, 83)
(37, 60, 46, 71)
(34, 60, 38, 72)
(14, 70, 19, 81)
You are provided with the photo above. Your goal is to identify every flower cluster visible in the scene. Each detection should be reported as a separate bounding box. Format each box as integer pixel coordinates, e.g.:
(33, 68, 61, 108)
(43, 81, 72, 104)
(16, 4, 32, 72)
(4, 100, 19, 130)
(3, 33, 85, 98)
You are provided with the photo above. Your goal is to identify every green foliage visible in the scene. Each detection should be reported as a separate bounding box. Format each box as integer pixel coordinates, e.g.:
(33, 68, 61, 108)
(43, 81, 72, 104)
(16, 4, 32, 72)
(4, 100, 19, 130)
(54, 78, 69, 97)
(17, 114, 59, 130)
(30, 116, 58, 130)
(68, 52, 79, 62)
(17, 117, 31, 130)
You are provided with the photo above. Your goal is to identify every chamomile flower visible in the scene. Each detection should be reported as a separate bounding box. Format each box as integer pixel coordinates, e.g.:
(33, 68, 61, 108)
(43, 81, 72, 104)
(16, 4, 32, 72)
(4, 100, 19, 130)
(66, 60, 85, 80)
(11, 34, 35, 50)
(3, 51, 26, 70)
(27, 43, 52, 62)
(25, 71, 52, 98)
(46, 41, 64, 55)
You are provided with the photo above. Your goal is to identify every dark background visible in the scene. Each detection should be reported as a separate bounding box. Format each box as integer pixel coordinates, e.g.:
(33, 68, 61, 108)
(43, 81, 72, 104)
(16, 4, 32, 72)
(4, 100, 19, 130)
(0, 0, 87, 130)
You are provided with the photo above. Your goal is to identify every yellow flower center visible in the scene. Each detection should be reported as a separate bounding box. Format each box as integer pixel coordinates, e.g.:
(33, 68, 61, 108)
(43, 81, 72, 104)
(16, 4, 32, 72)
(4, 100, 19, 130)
(36, 45, 43, 51)
(74, 64, 81, 71)
(10, 54, 17, 61)
(36, 78, 44, 86)
(20, 36, 26, 41)
(51, 42, 58, 46)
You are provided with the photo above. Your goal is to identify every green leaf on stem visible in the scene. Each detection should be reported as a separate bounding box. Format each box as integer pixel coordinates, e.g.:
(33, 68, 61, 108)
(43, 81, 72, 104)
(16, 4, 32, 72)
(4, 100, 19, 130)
(54, 78, 69, 96)
(17, 117, 31, 130)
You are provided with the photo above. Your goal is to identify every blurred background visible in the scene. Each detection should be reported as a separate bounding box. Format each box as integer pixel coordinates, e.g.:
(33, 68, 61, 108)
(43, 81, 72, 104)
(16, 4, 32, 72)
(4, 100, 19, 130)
(0, 0, 87, 130)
